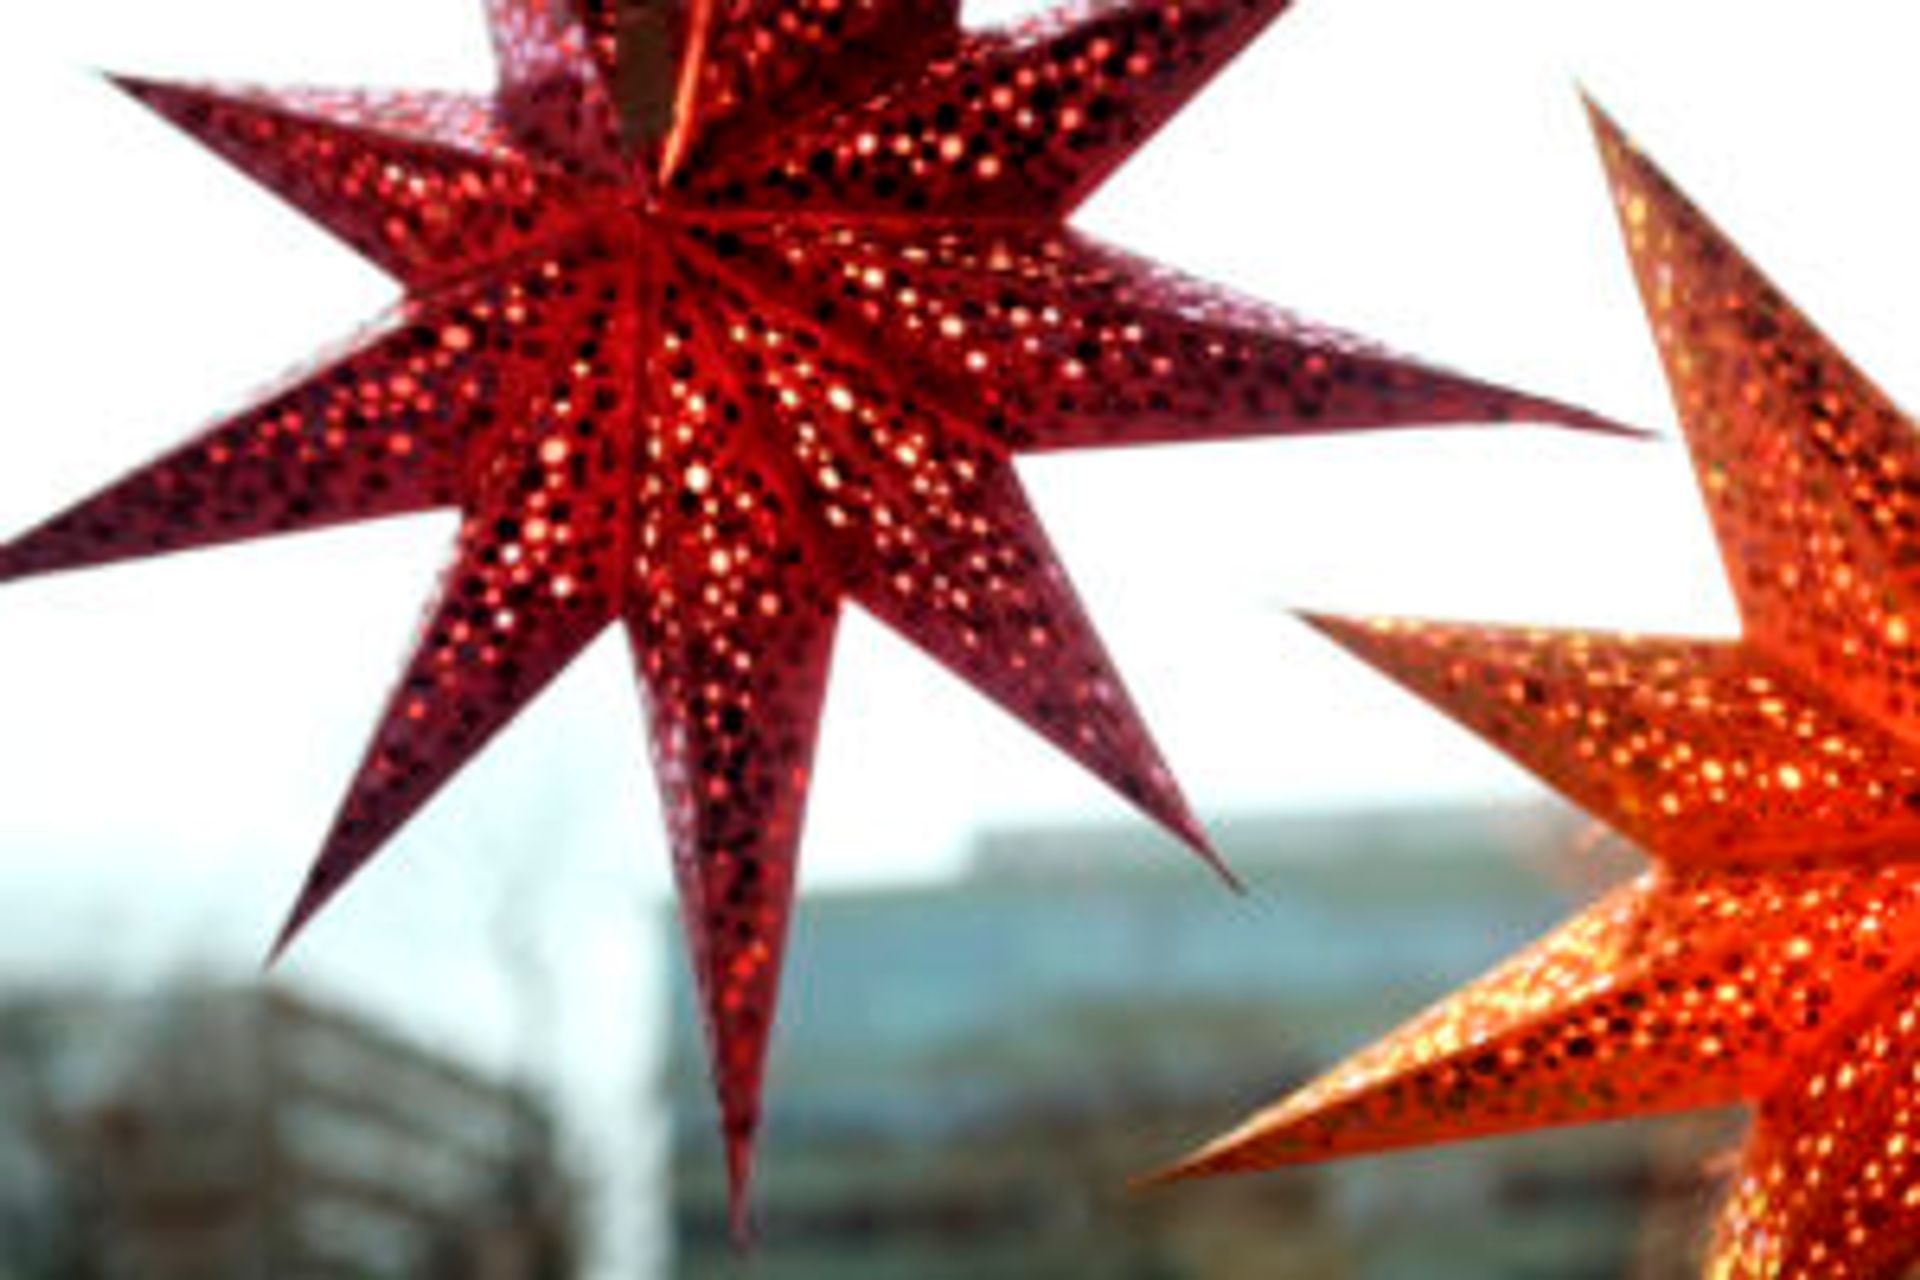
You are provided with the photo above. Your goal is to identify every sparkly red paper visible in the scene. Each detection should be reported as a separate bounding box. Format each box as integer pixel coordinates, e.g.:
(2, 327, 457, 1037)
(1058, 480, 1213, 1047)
(1, 0, 1612, 1226)
(1159, 103, 1920, 1278)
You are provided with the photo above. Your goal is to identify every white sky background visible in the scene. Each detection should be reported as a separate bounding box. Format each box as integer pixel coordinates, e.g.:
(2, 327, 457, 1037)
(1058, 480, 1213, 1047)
(2, 1, 1920, 1268)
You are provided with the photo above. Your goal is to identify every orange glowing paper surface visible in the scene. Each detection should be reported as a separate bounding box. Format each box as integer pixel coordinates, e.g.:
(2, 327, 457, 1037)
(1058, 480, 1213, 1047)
(0, 0, 1615, 1231)
(1162, 103, 1920, 1278)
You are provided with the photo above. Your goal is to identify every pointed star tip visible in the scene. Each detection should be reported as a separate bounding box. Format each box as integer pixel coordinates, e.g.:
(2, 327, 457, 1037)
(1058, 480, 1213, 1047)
(264, 905, 310, 970)
(726, 1200, 756, 1251)
(1158, 801, 1241, 892)
(1510, 395, 1649, 440)
(0, 540, 82, 587)
(0, 540, 114, 586)
(1295, 610, 1416, 669)
(1132, 1139, 1238, 1190)
(1294, 609, 1365, 641)
(103, 71, 203, 121)
(1576, 91, 1625, 142)
(1136, 1111, 1321, 1188)
(1126, 1165, 1184, 1193)
(724, 1126, 759, 1250)
(1202, 844, 1247, 896)
(268, 851, 349, 969)
(102, 70, 164, 101)
(1580, 98, 1644, 178)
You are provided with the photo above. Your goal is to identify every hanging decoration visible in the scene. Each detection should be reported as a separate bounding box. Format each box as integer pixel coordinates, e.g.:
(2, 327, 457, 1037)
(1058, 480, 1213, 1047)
(1159, 101, 1920, 1279)
(1, 0, 1613, 1228)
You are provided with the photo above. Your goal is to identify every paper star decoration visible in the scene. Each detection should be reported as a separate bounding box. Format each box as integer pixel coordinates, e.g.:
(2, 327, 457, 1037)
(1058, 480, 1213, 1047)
(1157, 102, 1920, 1278)
(0, 0, 1613, 1224)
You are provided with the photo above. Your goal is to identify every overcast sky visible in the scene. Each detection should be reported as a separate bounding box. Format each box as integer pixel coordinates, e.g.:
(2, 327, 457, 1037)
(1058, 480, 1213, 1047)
(5, 2, 1920, 1272)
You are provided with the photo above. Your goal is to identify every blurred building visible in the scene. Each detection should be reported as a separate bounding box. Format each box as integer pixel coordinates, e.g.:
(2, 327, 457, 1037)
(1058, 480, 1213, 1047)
(0, 984, 577, 1278)
(666, 803, 1728, 1279)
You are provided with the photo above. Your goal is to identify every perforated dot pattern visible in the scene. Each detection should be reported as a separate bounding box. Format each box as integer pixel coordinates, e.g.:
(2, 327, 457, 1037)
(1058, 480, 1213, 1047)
(1169, 106, 1920, 1279)
(1309, 616, 1920, 869)
(1597, 112, 1920, 751)
(4, 0, 1612, 1226)
(1175, 865, 1920, 1169)
(684, 0, 1291, 216)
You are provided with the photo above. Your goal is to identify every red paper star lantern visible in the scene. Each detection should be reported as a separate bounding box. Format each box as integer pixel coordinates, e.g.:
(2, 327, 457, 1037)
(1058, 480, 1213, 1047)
(1159, 102, 1920, 1277)
(0, 0, 1610, 1224)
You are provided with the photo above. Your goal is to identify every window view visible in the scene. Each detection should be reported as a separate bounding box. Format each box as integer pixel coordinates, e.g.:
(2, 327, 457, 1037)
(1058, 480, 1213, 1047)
(666, 809, 1737, 1280)
(3, 1, 1914, 1277)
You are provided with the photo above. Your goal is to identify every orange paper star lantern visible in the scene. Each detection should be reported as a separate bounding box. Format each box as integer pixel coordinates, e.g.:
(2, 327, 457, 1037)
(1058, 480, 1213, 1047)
(1159, 103, 1920, 1278)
